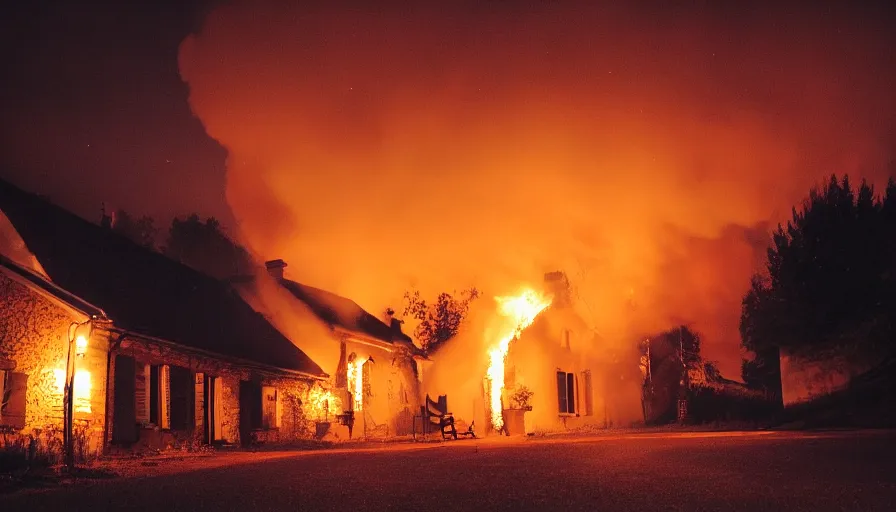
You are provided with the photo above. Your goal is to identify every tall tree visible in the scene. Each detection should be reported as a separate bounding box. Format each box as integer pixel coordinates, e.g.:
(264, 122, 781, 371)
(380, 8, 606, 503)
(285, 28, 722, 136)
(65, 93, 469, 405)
(402, 288, 480, 353)
(741, 175, 895, 374)
(109, 208, 158, 249)
(163, 214, 254, 280)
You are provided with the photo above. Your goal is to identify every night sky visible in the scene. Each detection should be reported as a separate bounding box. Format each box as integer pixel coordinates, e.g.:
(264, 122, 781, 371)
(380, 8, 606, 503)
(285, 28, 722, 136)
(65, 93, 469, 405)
(1, 0, 231, 228)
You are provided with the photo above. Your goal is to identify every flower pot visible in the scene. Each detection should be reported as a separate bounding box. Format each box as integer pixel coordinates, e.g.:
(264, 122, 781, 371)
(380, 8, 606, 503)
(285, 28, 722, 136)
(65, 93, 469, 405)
(315, 422, 331, 440)
(502, 408, 527, 436)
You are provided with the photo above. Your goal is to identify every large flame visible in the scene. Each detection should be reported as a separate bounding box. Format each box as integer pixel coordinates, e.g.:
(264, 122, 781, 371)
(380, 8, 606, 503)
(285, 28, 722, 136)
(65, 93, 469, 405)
(346, 358, 366, 411)
(486, 289, 552, 431)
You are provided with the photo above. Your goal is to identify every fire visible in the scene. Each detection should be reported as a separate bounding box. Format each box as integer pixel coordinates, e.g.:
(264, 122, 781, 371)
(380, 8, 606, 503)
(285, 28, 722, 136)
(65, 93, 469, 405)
(306, 385, 341, 421)
(486, 288, 552, 431)
(346, 358, 366, 411)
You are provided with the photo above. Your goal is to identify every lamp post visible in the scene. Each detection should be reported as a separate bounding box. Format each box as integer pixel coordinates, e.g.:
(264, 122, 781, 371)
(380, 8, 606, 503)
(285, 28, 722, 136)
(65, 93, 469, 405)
(64, 319, 91, 470)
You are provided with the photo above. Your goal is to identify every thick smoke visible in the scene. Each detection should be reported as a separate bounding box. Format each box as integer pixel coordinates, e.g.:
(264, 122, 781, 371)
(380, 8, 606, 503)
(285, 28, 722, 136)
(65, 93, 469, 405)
(179, 2, 895, 377)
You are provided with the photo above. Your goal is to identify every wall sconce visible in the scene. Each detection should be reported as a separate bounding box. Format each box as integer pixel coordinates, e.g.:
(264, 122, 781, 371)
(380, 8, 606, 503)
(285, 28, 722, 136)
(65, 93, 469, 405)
(72, 322, 92, 358)
(75, 334, 88, 357)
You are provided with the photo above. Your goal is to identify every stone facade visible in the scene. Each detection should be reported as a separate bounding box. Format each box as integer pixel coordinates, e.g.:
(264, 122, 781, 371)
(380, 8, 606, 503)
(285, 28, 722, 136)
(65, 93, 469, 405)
(0, 272, 109, 459)
(107, 335, 326, 451)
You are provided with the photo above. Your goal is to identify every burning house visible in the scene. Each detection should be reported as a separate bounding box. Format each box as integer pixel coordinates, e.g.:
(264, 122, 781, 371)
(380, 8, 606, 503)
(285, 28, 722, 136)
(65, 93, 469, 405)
(231, 260, 424, 440)
(0, 179, 329, 455)
(422, 272, 611, 436)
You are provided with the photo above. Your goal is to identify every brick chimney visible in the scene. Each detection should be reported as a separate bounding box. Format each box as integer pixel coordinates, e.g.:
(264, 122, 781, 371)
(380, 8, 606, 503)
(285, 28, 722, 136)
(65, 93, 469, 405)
(544, 271, 571, 308)
(265, 259, 287, 280)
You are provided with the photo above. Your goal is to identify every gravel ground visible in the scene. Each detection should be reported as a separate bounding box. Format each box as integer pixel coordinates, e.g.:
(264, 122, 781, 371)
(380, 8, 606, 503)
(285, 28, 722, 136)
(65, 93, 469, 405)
(3, 430, 895, 511)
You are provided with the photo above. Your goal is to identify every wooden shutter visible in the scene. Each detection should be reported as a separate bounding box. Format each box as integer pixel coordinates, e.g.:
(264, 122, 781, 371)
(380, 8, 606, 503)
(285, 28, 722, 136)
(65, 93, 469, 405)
(566, 372, 576, 415)
(335, 342, 347, 388)
(135, 364, 150, 425)
(159, 365, 171, 429)
(556, 371, 568, 414)
(3, 372, 28, 429)
(583, 370, 594, 416)
(261, 386, 277, 429)
(213, 377, 224, 440)
(194, 372, 205, 430)
(274, 389, 282, 429)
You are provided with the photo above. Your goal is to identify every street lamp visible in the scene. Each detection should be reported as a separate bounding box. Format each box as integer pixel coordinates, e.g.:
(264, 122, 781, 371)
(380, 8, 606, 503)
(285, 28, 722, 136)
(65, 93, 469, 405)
(64, 319, 92, 470)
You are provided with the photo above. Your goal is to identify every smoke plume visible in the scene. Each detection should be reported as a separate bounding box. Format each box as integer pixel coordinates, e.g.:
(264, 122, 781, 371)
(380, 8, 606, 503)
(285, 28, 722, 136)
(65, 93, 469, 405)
(179, 2, 896, 377)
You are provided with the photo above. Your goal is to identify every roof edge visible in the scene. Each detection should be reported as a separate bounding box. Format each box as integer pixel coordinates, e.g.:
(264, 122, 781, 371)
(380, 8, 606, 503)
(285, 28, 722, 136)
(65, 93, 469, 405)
(112, 328, 329, 381)
(0, 253, 109, 320)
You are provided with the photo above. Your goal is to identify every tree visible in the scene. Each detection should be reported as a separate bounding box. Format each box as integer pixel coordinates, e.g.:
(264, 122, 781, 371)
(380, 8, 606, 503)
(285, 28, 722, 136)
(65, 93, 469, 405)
(740, 174, 895, 373)
(109, 209, 158, 249)
(163, 214, 254, 280)
(402, 288, 480, 353)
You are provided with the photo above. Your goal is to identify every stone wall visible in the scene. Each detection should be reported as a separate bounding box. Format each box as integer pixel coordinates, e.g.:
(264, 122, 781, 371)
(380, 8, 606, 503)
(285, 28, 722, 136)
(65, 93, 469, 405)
(113, 337, 323, 449)
(0, 273, 108, 459)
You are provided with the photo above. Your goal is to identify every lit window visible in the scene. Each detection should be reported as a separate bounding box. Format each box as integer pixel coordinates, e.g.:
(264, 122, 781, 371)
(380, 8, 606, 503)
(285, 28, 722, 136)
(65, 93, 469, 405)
(74, 370, 92, 413)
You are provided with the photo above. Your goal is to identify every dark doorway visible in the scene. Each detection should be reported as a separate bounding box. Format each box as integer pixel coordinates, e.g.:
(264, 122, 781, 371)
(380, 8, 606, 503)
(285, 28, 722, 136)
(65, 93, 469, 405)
(169, 366, 193, 432)
(112, 355, 137, 445)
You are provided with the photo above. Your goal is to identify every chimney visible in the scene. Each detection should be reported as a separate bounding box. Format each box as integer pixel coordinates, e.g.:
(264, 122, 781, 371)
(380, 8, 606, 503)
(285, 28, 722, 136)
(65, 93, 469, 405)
(265, 259, 287, 280)
(544, 271, 571, 308)
(384, 308, 405, 338)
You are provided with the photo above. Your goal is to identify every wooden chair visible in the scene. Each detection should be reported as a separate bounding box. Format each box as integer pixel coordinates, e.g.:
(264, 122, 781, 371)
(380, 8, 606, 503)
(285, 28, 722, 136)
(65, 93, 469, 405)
(419, 394, 476, 440)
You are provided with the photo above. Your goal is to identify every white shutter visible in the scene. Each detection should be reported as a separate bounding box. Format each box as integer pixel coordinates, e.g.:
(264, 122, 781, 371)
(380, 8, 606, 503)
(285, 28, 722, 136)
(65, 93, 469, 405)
(159, 365, 171, 429)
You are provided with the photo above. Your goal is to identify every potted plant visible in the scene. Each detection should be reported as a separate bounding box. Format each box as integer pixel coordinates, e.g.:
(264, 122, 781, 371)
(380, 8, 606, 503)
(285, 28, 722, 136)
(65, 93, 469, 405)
(510, 385, 534, 411)
(502, 385, 534, 436)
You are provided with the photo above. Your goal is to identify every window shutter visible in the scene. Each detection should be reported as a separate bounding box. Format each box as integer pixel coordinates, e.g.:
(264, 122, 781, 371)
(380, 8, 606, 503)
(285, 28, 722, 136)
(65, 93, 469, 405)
(583, 370, 594, 416)
(159, 365, 171, 429)
(556, 371, 568, 414)
(135, 364, 150, 425)
(194, 372, 205, 430)
(274, 389, 282, 429)
(3, 372, 28, 429)
(335, 342, 347, 388)
(566, 372, 576, 415)
(213, 377, 224, 440)
(362, 362, 372, 398)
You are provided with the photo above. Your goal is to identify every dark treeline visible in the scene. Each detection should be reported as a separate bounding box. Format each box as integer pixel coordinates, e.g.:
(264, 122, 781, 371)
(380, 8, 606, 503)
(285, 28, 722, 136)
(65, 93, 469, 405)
(741, 175, 896, 395)
(106, 209, 253, 280)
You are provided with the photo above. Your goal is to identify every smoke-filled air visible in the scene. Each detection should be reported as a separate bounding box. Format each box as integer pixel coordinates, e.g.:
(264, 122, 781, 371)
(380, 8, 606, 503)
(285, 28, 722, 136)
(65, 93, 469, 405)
(178, 2, 896, 378)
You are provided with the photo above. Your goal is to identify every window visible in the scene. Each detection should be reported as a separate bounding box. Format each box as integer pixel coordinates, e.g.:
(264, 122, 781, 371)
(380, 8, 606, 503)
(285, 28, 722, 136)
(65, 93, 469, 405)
(0, 371, 28, 428)
(561, 329, 571, 350)
(261, 386, 279, 430)
(137, 364, 170, 429)
(557, 371, 577, 415)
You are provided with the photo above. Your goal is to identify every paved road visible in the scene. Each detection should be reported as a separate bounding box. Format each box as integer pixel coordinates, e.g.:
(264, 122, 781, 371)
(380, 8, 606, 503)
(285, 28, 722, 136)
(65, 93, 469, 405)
(5, 430, 895, 511)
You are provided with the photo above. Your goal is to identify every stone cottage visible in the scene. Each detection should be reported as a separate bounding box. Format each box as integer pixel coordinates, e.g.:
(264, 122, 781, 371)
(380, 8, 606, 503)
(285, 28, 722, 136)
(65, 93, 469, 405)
(0, 251, 111, 458)
(232, 259, 424, 440)
(0, 178, 330, 454)
(422, 272, 610, 436)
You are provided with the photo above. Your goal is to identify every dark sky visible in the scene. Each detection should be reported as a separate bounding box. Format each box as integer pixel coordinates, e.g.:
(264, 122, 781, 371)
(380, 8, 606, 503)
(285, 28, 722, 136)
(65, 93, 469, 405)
(0, 0, 232, 230)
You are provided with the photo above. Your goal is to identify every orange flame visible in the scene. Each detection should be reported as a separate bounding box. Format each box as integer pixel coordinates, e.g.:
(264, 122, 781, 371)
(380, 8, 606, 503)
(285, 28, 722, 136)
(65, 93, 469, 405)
(486, 288, 552, 431)
(346, 358, 366, 411)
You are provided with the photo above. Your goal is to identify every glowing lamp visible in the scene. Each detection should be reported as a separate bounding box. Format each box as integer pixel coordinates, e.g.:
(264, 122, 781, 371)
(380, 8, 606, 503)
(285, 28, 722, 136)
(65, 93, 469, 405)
(75, 334, 88, 357)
